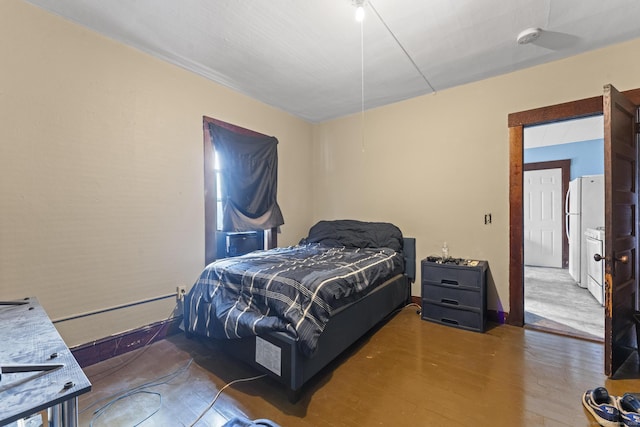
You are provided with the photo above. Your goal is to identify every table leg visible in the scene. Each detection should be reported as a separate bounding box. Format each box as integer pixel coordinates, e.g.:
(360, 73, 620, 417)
(62, 397, 78, 427)
(49, 397, 78, 427)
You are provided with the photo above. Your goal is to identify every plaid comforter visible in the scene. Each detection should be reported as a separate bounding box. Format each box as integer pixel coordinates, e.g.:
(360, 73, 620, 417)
(183, 244, 404, 357)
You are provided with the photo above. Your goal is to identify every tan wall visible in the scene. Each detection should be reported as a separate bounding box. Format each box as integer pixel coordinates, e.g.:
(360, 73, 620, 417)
(312, 37, 640, 313)
(0, 0, 313, 346)
(4, 0, 640, 345)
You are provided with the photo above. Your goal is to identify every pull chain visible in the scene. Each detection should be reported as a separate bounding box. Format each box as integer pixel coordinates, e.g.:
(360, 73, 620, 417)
(360, 16, 365, 153)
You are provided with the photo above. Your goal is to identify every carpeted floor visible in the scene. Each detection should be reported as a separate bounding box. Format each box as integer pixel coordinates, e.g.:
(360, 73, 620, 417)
(524, 266, 604, 341)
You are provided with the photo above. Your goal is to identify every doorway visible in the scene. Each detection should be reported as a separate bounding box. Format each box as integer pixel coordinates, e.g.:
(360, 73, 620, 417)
(521, 121, 605, 340)
(509, 96, 606, 330)
(508, 87, 640, 377)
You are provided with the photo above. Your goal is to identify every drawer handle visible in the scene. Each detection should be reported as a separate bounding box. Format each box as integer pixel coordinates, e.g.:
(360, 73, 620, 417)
(441, 318, 459, 325)
(441, 279, 459, 286)
(441, 298, 459, 306)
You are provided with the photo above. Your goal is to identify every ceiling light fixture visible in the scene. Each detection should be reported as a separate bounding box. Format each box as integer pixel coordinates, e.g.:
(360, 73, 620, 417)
(517, 27, 542, 45)
(353, 0, 366, 22)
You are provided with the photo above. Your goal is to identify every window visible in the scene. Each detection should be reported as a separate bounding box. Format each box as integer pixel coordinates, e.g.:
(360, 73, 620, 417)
(213, 149, 223, 231)
(203, 117, 284, 264)
(213, 147, 265, 259)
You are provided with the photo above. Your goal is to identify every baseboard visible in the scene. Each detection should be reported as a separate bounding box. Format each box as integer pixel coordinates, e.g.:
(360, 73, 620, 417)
(487, 310, 508, 324)
(71, 316, 183, 368)
(411, 296, 508, 325)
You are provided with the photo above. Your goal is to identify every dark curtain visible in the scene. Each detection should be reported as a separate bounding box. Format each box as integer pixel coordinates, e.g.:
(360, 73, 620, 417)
(209, 123, 285, 232)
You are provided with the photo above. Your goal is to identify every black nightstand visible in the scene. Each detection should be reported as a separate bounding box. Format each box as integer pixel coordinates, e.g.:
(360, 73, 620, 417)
(421, 258, 488, 332)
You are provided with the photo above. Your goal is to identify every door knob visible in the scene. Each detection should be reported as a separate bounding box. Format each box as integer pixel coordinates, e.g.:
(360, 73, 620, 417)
(595, 253, 630, 264)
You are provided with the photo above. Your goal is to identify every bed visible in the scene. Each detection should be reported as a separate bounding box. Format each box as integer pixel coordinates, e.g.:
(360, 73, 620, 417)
(183, 219, 416, 401)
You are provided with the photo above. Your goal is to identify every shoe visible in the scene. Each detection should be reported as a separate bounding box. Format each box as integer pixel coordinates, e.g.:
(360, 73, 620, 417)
(582, 387, 620, 426)
(618, 393, 640, 426)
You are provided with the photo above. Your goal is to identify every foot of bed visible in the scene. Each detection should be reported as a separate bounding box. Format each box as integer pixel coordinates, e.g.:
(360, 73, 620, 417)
(287, 388, 303, 404)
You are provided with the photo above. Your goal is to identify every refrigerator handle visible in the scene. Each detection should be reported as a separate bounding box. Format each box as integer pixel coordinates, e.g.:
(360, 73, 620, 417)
(565, 186, 571, 240)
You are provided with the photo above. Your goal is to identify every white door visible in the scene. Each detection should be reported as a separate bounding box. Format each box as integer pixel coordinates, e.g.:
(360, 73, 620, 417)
(524, 168, 563, 267)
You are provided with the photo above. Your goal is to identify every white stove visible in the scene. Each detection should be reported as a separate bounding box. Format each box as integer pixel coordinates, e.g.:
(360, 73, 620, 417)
(584, 227, 605, 305)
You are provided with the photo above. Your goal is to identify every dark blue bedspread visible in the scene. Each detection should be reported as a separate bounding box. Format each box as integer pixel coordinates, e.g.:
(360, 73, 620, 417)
(183, 243, 403, 357)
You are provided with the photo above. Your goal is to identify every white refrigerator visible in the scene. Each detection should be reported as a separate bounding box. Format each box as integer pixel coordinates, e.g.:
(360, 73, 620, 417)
(565, 175, 604, 288)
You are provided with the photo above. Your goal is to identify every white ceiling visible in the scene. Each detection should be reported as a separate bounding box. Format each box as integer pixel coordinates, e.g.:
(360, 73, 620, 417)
(24, 0, 640, 123)
(524, 115, 604, 148)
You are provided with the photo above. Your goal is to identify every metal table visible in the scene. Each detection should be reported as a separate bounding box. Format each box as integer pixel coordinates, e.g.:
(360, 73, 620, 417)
(0, 298, 91, 426)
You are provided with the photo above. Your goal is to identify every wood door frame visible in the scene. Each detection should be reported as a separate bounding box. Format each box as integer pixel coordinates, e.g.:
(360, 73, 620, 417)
(507, 88, 640, 326)
(523, 160, 571, 269)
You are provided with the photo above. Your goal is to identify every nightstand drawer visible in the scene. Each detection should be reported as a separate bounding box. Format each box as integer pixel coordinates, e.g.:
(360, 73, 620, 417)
(422, 265, 483, 289)
(422, 283, 482, 308)
(421, 301, 484, 332)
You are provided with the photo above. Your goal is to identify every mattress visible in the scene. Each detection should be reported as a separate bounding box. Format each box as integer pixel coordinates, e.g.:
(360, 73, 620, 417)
(183, 243, 404, 357)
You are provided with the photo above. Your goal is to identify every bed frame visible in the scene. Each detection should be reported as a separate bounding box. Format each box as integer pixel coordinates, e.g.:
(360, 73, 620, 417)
(198, 237, 416, 402)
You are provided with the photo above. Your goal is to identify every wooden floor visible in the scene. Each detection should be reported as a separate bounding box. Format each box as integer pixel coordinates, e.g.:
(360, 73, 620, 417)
(78, 306, 640, 426)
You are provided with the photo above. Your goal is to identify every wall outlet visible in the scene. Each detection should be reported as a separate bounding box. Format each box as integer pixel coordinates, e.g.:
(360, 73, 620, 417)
(176, 285, 186, 302)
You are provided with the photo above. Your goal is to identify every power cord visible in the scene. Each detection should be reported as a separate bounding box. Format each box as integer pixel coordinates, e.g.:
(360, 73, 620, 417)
(405, 301, 422, 315)
(90, 390, 161, 427)
(188, 373, 267, 427)
(81, 358, 193, 425)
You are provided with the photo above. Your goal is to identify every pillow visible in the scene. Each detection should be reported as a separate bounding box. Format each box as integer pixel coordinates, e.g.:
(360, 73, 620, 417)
(303, 219, 403, 252)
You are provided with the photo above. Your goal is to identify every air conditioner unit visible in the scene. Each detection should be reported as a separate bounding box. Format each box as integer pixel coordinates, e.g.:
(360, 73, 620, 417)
(216, 231, 265, 259)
